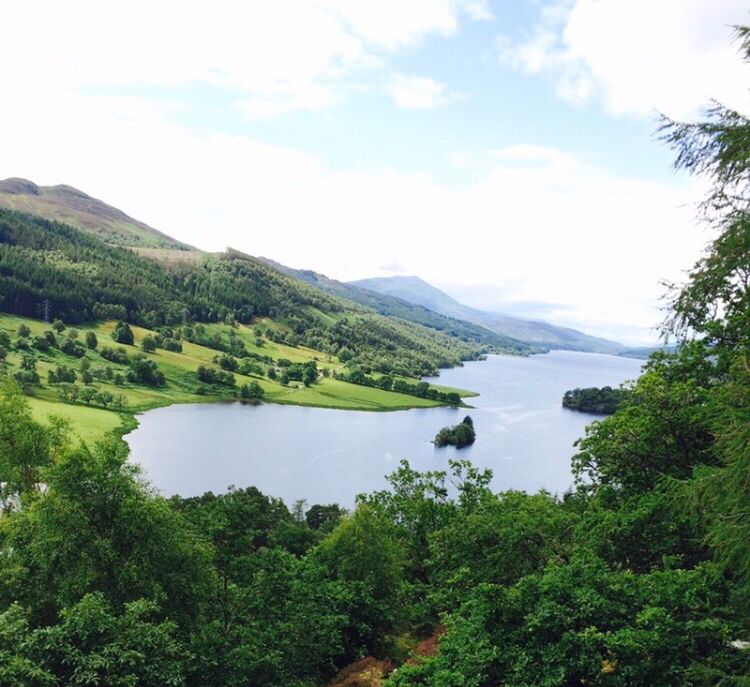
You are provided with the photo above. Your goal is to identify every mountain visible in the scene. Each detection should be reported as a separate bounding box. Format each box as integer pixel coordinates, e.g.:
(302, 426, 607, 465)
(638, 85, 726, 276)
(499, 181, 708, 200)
(259, 258, 533, 354)
(0, 177, 191, 250)
(351, 276, 626, 354)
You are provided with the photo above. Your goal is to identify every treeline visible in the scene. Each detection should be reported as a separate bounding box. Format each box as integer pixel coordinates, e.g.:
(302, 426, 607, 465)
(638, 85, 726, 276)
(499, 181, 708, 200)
(562, 385, 624, 414)
(0, 210, 485, 376)
(337, 368, 462, 405)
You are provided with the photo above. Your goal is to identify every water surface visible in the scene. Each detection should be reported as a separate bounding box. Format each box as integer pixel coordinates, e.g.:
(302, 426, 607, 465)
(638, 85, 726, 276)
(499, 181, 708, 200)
(127, 351, 643, 506)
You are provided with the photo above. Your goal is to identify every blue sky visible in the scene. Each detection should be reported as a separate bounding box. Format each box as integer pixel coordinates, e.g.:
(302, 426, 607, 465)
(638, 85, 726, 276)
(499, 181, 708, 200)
(1, 0, 748, 344)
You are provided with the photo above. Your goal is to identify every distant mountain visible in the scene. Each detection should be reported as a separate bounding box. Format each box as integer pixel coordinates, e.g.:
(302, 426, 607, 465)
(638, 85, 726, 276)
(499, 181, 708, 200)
(351, 276, 627, 354)
(259, 258, 533, 353)
(0, 177, 191, 250)
(617, 345, 675, 360)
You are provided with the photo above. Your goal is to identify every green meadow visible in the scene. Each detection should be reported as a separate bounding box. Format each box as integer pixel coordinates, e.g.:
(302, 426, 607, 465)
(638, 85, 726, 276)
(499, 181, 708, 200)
(1, 314, 475, 441)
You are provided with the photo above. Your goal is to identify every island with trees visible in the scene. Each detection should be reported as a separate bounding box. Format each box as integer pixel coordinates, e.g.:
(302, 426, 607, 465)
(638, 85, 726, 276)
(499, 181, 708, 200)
(434, 415, 476, 448)
(562, 385, 624, 414)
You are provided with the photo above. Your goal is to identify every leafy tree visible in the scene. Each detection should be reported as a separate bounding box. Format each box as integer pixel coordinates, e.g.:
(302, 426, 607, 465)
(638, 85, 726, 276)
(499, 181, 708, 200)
(78, 387, 96, 405)
(314, 505, 405, 650)
(60, 338, 85, 358)
(239, 381, 264, 400)
(0, 440, 214, 626)
(111, 321, 134, 345)
(127, 357, 166, 386)
(657, 26, 750, 600)
(390, 558, 743, 687)
(85, 331, 98, 349)
(24, 594, 186, 687)
(48, 366, 77, 385)
(0, 378, 67, 509)
(31, 335, 50, 352)
(16, 324, 31, 338)
(141, 334, 157, 352)
(306, 503, 346, 531)
(427, 491, 578, 609)
(51, 320, 65, 334)
(0, 604, 54, 687)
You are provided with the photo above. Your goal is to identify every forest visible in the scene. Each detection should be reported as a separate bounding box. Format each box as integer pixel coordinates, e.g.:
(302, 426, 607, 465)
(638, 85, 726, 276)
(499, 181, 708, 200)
(1, 25, 750, 687)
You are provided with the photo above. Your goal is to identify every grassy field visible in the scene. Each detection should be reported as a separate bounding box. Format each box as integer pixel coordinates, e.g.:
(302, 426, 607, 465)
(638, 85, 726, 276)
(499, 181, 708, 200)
(1, 314, 476, 442)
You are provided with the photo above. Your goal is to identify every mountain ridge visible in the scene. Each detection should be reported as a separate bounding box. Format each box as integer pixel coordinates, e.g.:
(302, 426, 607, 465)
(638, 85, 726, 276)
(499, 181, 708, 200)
(351, 275, 626, 354)
(0, 177, 192, 250)
(258, 257, 535, 354)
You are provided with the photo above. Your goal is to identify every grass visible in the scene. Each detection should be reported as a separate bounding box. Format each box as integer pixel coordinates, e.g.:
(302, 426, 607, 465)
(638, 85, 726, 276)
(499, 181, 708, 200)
(1, 313, 477, 442)
(28, 397, 127, 445)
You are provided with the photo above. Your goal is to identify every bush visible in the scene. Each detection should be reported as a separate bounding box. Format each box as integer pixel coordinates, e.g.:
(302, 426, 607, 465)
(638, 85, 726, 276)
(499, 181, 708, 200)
(196, 366, 235, 386)
(48, 366, 77, 385)
(141, 335, 158, 353)
(239, 380, 265, 400)
(60, 339, 86, 358)
(100, 346, 129, 365)
(127, 358, 166, 386)
(112, 321, 134, 345)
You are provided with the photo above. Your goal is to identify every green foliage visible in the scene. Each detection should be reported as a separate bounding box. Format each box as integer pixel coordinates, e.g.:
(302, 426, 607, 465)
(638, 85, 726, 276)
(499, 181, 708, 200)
(314, 505, 406, 647)
(0, 378, 67, 508)
(0, 439, 214, 626)
(572, 361, 715, 494)
(127, 357, 166, 386)
(60, 337, 85, 357)
(111, 321, 134, 345)
(428, 491, 578, 607)
(141, 334, 157, 352)
(239, 380, 264, 400)
(23, 594, 186, 687)
(563, 385, 623, 414)
(434, 416, 475, 448)
(100, 345, 129, 365)
(196, 365, 235, 386)
(390, 559, 743, 687)
(84, 330, 97, 349)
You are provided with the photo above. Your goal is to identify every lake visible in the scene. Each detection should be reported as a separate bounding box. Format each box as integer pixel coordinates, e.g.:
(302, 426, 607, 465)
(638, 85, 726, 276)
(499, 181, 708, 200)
(126, 351, 643, 506)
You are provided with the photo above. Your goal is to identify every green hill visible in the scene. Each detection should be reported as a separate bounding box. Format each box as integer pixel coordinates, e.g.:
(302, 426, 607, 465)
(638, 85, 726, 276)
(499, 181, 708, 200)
(0, 177, 192, 250)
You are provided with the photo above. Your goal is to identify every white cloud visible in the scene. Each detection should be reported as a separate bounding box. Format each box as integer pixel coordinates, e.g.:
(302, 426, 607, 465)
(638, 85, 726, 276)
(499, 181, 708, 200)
(500, 0, 750, 118)
(388, 74, 458, 109)
(0, 0, 488, 118)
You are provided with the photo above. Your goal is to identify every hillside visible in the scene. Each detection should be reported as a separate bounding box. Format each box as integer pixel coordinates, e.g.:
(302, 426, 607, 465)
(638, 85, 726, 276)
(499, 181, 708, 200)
(0, 209, 488, 378)
(0, 177, 192, 250)
(259, 257, 533, 353)
(352, 275, 626, 354)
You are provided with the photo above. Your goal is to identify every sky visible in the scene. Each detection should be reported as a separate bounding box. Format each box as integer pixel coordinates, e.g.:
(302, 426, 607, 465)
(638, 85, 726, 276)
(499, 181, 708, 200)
(1, 1, 749, 345)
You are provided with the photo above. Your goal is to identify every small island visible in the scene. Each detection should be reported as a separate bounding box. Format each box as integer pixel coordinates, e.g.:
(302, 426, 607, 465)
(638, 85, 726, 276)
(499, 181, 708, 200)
(434, 415, 476, 448)
(562, 386, 623, 415)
